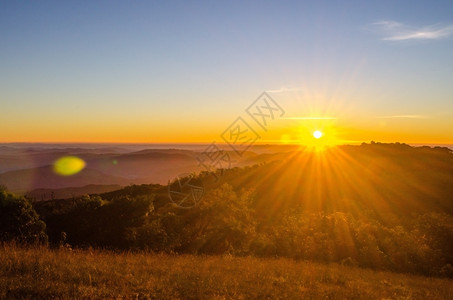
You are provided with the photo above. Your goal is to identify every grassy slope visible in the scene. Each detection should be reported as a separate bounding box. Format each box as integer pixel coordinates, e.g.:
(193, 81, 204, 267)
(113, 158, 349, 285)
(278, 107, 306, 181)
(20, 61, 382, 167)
(1, 244, 452, 299)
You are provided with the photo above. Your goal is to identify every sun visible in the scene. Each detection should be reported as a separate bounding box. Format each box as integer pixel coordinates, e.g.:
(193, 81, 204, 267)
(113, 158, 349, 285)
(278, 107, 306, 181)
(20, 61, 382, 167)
(313, 130, 323, 139)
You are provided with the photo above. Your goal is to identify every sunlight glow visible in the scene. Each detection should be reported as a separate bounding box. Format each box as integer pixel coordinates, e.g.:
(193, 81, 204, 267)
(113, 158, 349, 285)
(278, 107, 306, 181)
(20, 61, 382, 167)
(313, 130, 323, 139)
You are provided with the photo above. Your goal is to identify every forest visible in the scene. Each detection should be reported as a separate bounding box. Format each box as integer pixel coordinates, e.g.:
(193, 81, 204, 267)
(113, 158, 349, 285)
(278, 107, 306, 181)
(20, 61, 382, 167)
(1, 143, 453, 278)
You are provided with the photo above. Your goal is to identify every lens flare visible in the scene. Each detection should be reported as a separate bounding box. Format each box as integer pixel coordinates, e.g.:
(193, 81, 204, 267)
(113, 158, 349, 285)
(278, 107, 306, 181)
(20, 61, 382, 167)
(53, 156, 86, 176)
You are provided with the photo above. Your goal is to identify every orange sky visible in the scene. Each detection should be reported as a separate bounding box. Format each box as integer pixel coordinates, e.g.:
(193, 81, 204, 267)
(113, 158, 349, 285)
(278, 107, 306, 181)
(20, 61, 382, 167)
(3, 111, 451, 146)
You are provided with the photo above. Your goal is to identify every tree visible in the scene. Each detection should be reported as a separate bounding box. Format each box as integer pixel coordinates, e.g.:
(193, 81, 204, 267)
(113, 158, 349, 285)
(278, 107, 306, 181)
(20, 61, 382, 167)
(43, 194, 154, 249)
(180, 184, 257, 254)
(0, 190, 48, 244)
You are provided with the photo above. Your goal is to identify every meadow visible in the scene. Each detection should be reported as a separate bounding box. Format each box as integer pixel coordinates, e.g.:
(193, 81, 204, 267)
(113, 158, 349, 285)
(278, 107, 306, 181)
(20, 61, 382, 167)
(1, 243, 452, 299)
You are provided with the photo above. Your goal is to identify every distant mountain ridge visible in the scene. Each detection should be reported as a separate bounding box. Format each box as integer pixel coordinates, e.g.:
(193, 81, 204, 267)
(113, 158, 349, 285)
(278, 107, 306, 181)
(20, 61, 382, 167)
(0, 145, 286, 195)
(0, 166, 129, 193)
(2, 143, 452, 202)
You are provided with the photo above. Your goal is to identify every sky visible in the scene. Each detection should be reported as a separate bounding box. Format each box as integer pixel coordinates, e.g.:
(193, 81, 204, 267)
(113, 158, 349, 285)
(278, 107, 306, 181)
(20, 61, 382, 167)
(1, 0, 453, 145)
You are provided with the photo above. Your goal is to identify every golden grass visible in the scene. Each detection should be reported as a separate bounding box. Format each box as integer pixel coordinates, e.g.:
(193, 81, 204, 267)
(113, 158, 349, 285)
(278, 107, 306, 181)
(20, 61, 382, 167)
(0, 244, 452, 299)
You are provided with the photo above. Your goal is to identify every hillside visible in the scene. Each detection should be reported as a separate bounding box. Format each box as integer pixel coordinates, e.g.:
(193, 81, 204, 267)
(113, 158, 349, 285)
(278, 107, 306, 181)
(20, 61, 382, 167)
(28, 143, 453, 277)
(219, 143, 453, 218)
(26, 184, 123, 201)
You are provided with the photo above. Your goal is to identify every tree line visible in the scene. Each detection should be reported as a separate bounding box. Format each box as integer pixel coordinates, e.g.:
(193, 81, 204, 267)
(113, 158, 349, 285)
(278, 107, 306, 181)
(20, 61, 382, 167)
(1, 182, 452, 278)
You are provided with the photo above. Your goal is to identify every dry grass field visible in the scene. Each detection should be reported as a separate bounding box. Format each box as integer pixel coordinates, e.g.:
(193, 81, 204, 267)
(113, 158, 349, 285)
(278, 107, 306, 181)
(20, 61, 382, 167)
(1, 243, 452, 299)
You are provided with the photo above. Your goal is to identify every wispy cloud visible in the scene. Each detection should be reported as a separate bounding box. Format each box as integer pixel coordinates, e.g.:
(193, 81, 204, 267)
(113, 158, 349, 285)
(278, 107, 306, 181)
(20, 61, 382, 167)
(376, 115, 427, 119)
(370, 20, 453, 41)
(266, 87, 302, 93)
(283, 117, 337, 120)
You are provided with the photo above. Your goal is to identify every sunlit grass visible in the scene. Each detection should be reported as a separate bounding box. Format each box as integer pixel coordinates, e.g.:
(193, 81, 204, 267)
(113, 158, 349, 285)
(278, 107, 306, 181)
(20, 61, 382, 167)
(1, 243, 452, 299)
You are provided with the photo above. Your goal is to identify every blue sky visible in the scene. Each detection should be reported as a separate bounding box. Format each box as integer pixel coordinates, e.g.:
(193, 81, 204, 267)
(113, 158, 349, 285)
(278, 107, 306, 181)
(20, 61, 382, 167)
(1, 1, 452, 143)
